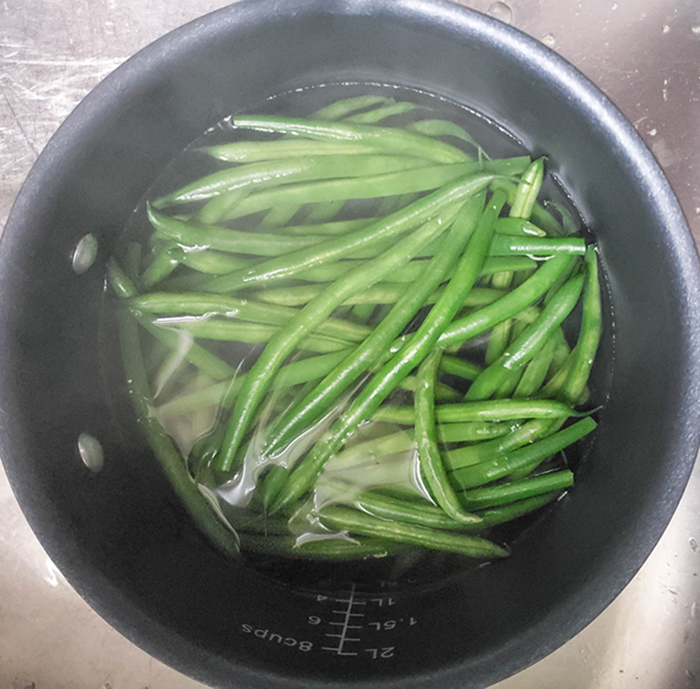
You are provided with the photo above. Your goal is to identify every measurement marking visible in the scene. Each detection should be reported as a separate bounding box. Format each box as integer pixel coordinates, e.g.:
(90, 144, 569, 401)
(321, 648, 359, 656)
(333, 598, 366, 605)
(322, 583, 364, 657)
(329, 622, 362, 628)
(331, 609, 365, 617)
(325, 633, 361, 641)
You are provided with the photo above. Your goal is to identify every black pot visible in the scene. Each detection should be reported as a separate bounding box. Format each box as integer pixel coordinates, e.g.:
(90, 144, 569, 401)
(1, 1, 699, 687)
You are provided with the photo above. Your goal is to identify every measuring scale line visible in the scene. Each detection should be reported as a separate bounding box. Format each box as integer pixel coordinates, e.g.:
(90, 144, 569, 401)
(322, 583, 365, 657)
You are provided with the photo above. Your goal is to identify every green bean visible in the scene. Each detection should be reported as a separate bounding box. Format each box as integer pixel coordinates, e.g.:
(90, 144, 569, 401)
(465, 274, 585, 401)
(177, 250, 251, 275)
(109, 260, 236, 381)
(436, 254, 574, 348)
(256, 282, 505, 308)
(415, 350, 482, 523)
(406, 119, 481, 150)
(350, 302, 376, 323)
(155, 154, 429, 208)
(472, 490, 563, 527)
(217, 163, 481, 222)
(327, 423, 513, 471)
(374, 399, 576, 425)
(204, 172, 496, 294)
(277, 217, 374, 236)
(108, 259, 139, 299)
(194, 254, 534, 288)
(346, 101, 417, 123)
(201, 140, 382, 163)
(259, 465, 290, 512)
(400, 376, 462, 402)
(495, 217, 547, 237)
(459, 470, 574, 510)
(140, 244, 181, 287)
(260, 204, 299, 228)
(208, 100, 409, 229)
(493, 368, 524, 399)
(239, 533, 401, 559)
(154, 319, 351, 354)
(492, 179, 564, 237)
(231, 115, 469, 163)
(450, 417, 596, 489)
(439, 356, 482, 382)
(263, 199, 482, 456)
(156, 350, 351, 418)
(273, 192, 503, 513)
(305, 199, 346, 223)
(346, 489, 474, 530)
(559, 248, 602, 405)
(489, 235, 586, 256)
(148, 205, 326, 256)
(124, 242, 143, 282)
(485, 318, 512, 365)
(217, 211, 452, 472)
(377, 192, 419, 217)
(130, 292, 372, 344)
(116, 309, 239, 556)
(510, 157, 544, 219)
(513, 331, 558, 398)
(312, 95, 395, 121)
(317, 505, 508, 558)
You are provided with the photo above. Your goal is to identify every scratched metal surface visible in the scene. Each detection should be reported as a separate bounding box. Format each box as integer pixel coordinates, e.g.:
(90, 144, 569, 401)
(0, 1, 699, 688)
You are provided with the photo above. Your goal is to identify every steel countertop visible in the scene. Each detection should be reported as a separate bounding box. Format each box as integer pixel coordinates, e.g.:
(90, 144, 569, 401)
(0, 1, 698, 687)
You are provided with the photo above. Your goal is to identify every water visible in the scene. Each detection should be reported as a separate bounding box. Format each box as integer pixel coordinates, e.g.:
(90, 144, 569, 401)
(103, 82, 608, 590)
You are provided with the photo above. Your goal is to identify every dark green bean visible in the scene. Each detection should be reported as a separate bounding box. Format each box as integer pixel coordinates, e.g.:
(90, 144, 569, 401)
(465, 274, 585, 400)
(450, 417, 596, 489)
(116, 310, 239, 556)
(439, 356, 482, 382)
(317, 505, 508, 558)
(415, 350, 482, 523)
(513, 331, 558, 398)
(473, 491, 563, 527)
(239, 532, 401, 559)
(559, 248, 602, 406)
(374, 399, 576, 425)
(460, 470, 574, 510)
(347, 489, 475, 530)
(437, 254, 574, 348)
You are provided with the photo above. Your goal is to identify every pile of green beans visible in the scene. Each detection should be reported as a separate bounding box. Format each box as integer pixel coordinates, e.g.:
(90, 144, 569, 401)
(110, 95, 602, 565)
